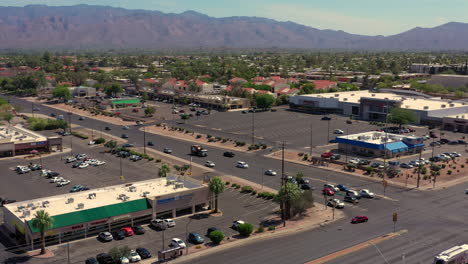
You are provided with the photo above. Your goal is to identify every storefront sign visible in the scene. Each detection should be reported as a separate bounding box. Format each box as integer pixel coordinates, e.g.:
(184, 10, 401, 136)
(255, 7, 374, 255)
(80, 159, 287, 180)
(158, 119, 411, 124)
(157, 194, 193, 205)
(90, 219, 108, 226)
(71, 224, 84, 230)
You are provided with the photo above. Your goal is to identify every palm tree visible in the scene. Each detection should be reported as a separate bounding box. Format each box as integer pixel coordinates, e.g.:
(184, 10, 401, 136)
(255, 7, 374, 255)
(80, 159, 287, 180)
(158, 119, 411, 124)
(31, 210, 54, 255)
(159, 164, 170, 178)
(208, 177, 225, 213)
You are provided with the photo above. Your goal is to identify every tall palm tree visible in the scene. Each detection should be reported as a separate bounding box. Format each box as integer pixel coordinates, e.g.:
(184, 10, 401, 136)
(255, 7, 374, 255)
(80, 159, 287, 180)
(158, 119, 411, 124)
(208, 177, 225, 213)
(31, 210, 54, 255)
(159, 164, 170, 178)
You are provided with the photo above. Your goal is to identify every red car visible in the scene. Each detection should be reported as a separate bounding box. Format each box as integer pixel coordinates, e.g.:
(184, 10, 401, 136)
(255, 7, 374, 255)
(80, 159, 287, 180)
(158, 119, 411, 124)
(351, 216, 369, 224)
(321, 152, 334, 158)
(120, 227, 134, 236)
(322, 188, 335, 196)
(132, 109, 139, 113)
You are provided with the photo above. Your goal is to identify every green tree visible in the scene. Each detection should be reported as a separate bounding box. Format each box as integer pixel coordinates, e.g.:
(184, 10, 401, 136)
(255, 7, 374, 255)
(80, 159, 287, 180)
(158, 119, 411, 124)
(52, 85, 71, 101)
(455, 90, 465, 98)
(0, 112, 14, 126)
(295, 171, 304, 184)
(208, 177, 225, 213)
(209, 230, 225, 244)
(144, 106, 156, 117)
(108, 246, 131, 261)
(276, 182, 302, 219)
(31, 210, 54, 255)
(159, 163, 171, 177)
(255, 93, 275, 109)
(238, 223, 254, 237)
(104, 83, 123, 97)
(142, 92, 149, 102)
(298, 83, 315, 95)
(104, 140, 117, 152)
(387, 108, 417, 128)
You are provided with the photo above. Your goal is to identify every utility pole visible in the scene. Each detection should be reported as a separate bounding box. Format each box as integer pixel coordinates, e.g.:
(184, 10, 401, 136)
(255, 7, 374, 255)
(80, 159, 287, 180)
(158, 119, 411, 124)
(251, 108, 255, 146)
(67, 241, 70, 264)
(261, 167, 264, 190)
(67, 112, 72, 133)
(309, 122, 313, 157)
(327, 119, 331, 143)
(281, 141, 286, 227)
(416, 149, 422, 188)
(383, 99, 390, 180)
(345, 126, 349, 163)
(143, 126, 146, 155)
(120, 156, 123, 181)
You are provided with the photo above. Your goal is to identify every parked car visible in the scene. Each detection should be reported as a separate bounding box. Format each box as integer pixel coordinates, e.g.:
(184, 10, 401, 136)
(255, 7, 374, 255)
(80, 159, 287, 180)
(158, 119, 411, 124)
(232, 220, 245, 230)
(334, 129, 344, 134)
(188, 232, 204, 244)
(78, 162, 89, 169)
(359, 189, 375, 198)
(98, 232, 113, 242)
(0, 198, 16, 206)
(132, 225, 145, 235)
(120, 227, 134, 236)
(135, 248, 151, 259)
(76, 154, 87, 160)
(147, 141, 154, 146)
(57, 179, 71, 187)
(349, 158, 360, 164)
(96, 253, 115, 264)
(120, 256, 129, 264)
(206, 227, 220, 236)
(164, 219, 176, 227)
(324, 184, 339, 192)
(16, 166, 31, 174)
(236, 161, 249, 168)
(400, 163, 413, 169)
(122, 143, 134, 148)
(344, 195, 359, 204)
(264, 170, 277, 176)
(170, 238, 186, 248)
(458, 140, 466, 144)
(205, 161, 216, 168)
(122, 126, 130, 130)
(351, 216, 369, 224)
(50, 177, 64, 183)
(104, 127, 111, 131)
(66, 156, 77, 163)
(85, 257, 98, 264)
(327, 198, 345, 209)
(163, 148, 172, 154)
(121, 134, 129, 139)
(321, 116, 331, 120)
(112, 230, 126, 240)
(346, 190, 361, 199)
(321, 152, 334, 158)
(70, 185, 88, 193)
(300, 183, 315, 190)
(346, 120, 352, 124)
(72, 162, 83, 168)
(330, 154, 341, 160)
(337, 184, 349, 192)
(150, 219, 167, 230)
(448, 141, 459, 145)
(322, 188, 335, 196)
(130, 155, 142, 161)
(223, 151, 235, 158)
(28, 164, 42, 171)
(128, 250, 141, 262)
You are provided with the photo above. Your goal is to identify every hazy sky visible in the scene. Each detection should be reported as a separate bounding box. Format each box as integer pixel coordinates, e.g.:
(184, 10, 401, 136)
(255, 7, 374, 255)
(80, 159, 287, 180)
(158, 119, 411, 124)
(2, 0, 466, 35)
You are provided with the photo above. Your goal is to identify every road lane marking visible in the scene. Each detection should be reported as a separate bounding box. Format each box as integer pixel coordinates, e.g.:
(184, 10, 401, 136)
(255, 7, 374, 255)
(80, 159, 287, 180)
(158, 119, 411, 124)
(305, 229, 408, 264)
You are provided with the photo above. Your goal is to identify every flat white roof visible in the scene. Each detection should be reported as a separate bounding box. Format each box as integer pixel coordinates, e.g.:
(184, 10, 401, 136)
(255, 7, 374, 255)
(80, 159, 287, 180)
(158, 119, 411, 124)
(297, 90, 467, 111)
(5, 177, 200, 222)
(445, 113, 468, 120)
(337, 131, 417, 144)
(0, 125, 47, 144)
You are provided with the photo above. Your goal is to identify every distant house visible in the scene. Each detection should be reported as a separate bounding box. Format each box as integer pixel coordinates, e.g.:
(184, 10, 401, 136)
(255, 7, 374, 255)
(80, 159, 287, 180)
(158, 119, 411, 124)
(162, 78, 187, 92)
(68, 86, 96, 97)
(252, 76, 265, 85)
(228, 77, 247, 85)
(277, 87, 299, 96)
(195, 79, 214, 94)
(256, 90, 277, 98)
(313, 80, 337, 90)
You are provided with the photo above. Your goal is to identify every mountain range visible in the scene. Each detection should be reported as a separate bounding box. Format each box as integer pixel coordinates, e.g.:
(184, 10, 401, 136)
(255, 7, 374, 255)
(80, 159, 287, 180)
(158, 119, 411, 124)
(0, 4, 467, 51)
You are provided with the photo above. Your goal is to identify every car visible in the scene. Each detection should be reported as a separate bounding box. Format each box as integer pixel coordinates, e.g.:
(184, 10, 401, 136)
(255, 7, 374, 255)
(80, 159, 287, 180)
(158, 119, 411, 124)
(346, 120, 352, 124)
(465, 189, 468, 194)
(321, 116, 331, 120)
(70, 185, 87, 193)
(327, 198, 345, 209)
(400, 163, 413, 169)
(132, 225, 145, 235)
(0, 198, 16, 206)
(321, 152, 334, 158)
(334, 129, 344, 134)
(371, 162, 385, 169)
(147, 141, 154, 146)
(346, 190, 361, 199)
(120, 256, 129, 264)
(150, 219, 167, 230)
(50, 113, 56, 117)
(287, 176, 298, 185)
(300, 183, 315, 190)
(359, 189, 375, 198)
(98, 232, 113, 242)
(46, 171, 59, 178)
(204, 161, 216, 168)
(121, 134, 129, 139)
(128, 250, 141, 262)
(120, 227, 134, 236)
(241, 110, 248, 114)
(85, 257, 98, 264)
(322, 188, 335, 196)
(105, 127, 111, 131)
(39, 169, 51, 177)
(451, 152, 461, 157)
(130, 155, 142, 161)
(358, 159, 370, 165)
(50, 177, 64, 183)
(111, 230, 125, 240)
(57, 179, 71, 187)
(344, 194, 359, 204)
(122, 126, 130, 130)
(349, 158, 360, 164)
(236, 161, 249, 168)
(170, 238, 186, 248)
(16, 166, 31, 174)
(78, 162, 89, 169)
(163, 148, 172, 154)
(65, 156, 77, 163)
(448, 141, 459, 145)
(28, 164, 42, 171)
(264, 170, 277, 176)
(96, 253, 115, 264)
(458, 140, 466, 144)
(430, 141, 440, 147)
(440, 138, 450, 144)
(76, 154, 87, 160)
(324, 184, 339, 192)
(132, 109, 139, 113)
(122, 143, 134, 148)
(188, 232, 205, 244)
(88, 141, 96, 145)
(223, 151, 235, 158)
(135, 248, 151, 259)
(72, 161, 83, 168)
(299, 178, 310, 184)
(351, 216, 369, 224)
(164, 219, 175, 227)
(330, 154, 341, 160)
(337, 184, 349, 192)
(206, 227, 220, 236)
(78, 116, 85, 121)
(232, 220, 245, 230)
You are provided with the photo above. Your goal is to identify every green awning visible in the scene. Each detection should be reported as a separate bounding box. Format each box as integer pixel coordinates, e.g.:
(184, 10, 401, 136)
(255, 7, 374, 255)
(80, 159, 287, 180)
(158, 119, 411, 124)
(111, 99, 140, 105)
(27, 198, 151, 233)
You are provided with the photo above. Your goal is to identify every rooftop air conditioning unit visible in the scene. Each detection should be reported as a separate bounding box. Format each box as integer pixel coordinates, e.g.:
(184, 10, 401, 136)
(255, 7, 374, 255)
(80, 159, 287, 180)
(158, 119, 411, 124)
(42, 201, 50, 207)
(21, 210, 30, 218)
(449, 103, 455, 107)
(423, 106, 429, 110)
(334, 94, 339, 97)
(129, 186, 137, 192)
(76, 203, 84, 209)
(372, 94, 376, 97)
(351, 94, 355, 96)
(343, 98, 348, 101)
(88, 193, 96, 199)
(16, 205, 25, 212)
(27, 203, 34, 208)
(142, 191, 150, 197)
(66, 198, 74, 204)
(441, 105, 446, 108)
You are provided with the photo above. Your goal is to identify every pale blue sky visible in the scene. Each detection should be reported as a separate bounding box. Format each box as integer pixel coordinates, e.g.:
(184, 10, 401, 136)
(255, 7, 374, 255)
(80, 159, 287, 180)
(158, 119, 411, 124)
(2, 0, 467, 35)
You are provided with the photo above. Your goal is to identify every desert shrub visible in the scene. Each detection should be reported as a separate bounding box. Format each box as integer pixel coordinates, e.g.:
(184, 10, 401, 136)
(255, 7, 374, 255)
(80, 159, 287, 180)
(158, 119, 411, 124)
(256, 226, 265, 233)
(238, 223, 254, 237)
(241, 186, 254, 193)
(209, 231, 224, 244)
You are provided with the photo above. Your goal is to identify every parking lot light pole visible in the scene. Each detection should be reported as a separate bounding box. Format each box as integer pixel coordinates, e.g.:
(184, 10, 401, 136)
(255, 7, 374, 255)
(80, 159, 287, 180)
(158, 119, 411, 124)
(309, 122, 313, 157)
(251, 108, 255, 146)
(67, 112, 72, 133)
(143, 127, 146, 155)
(185, 218, 192, 255)
(327, 119, 331, 143)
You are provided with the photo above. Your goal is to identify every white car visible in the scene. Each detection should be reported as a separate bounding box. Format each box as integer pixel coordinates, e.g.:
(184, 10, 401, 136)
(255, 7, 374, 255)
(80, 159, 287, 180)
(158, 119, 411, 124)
(95, 161, 106, 166)
(232, 220, 245, 230)
(236, 161, 249, 168)
(324, 184, 339, 192)
(451, 152, 461, 157)
(205, 161, 215, 168)
(66, 157, 77, 163)
(57, 179, 71, 187)
(75, 154, 87, 160)
(120, 256, 130, 264)
(122, 126, 130, 130)
(88, 141, 95, 145)
(78, 162, 89, 169)
(264, 170, 277, 176)
(349, 158, 360, 164)
(327, 198, 345, 209)
(164, 219, 175, 227)
(359, 189, 375, 198)
(40, 169, 51, 177)
(334, 129, 344, 134)
(128, 250, 141, 262)
(170, 238, 186, 248)
(50, 177, 64, 183)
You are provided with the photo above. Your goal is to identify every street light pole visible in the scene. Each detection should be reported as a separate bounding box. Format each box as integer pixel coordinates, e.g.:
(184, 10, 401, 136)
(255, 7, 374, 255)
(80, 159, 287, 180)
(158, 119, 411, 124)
(327, 119, 331, 143)
(281, 141, 286, 227)
(120, 156, 123, 181)
(309, 122, 313, 157)
(251, 108, 255, 146)
(143, 127, 146, 155)
(185, 218, 192, 255)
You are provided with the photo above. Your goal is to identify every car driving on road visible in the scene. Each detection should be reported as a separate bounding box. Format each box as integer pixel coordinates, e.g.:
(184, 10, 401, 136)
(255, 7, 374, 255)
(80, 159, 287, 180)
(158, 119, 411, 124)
(236, 161, 249, 168)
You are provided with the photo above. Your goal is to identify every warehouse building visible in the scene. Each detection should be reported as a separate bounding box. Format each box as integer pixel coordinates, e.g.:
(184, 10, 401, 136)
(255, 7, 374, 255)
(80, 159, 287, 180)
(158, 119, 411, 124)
(335, 131, 425, 158)
(3, 178, 210, 249)
(289, 90, 468, 126)
(0, 125, 62, 157)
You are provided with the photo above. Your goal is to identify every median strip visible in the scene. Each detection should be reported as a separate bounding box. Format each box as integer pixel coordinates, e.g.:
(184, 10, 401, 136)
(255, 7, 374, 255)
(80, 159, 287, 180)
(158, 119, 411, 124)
(305, 229, 408, 264)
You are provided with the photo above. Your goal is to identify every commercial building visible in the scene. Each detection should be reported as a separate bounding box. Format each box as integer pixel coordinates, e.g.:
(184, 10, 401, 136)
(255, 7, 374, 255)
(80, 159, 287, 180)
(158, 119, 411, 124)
(335, 131, 425, 158)
(289, 90, 468, 126)
(0, 125, 62, 157)
(427, 74, 468, 88)
(157, 91, 250, 110)
(68, 86, 97, 98)
(442, 114, 468, 133)
(3, 177, 210, 249)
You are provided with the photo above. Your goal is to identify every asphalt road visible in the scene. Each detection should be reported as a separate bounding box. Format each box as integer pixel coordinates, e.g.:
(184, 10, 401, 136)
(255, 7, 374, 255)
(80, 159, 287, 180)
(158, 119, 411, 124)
(2, 95, 468, 264)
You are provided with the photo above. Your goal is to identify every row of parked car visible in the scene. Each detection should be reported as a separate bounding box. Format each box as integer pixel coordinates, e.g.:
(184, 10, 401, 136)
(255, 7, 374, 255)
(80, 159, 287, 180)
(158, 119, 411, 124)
(322, 184, 375, 205)
(66, 154, 106, 168)
(430, 139, 466, 146)
(15, 163, 42, 174)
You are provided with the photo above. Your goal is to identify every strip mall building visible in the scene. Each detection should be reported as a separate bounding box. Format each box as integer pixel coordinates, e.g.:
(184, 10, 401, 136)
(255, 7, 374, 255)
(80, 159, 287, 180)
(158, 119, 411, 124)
(0, 125, 62, 157)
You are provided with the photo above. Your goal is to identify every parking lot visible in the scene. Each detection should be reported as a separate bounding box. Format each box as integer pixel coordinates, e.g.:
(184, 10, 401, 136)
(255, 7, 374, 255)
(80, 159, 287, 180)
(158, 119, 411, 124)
(24, 186, 279, 264)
